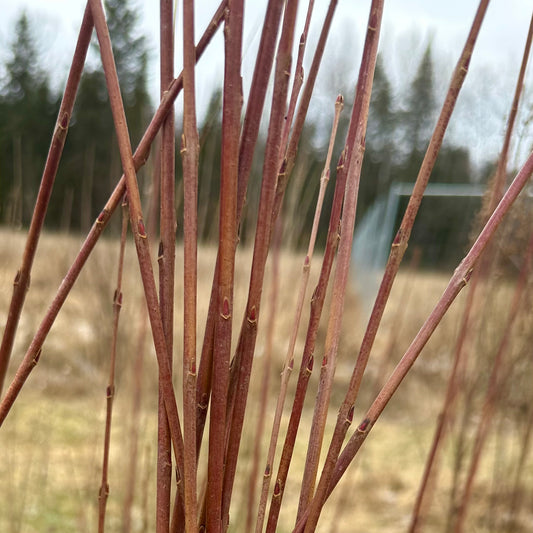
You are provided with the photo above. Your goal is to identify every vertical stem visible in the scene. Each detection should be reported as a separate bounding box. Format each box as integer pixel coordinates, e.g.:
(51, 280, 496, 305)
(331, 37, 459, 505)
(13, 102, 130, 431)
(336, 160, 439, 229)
(279, 0, 315, 157)
(204, 2, 243, 533)
(157, 0, 176, 531)
(220, 2, 300, 529)
(0, 4, 93, 395)
(181, 1, 199, 532)
(255, 95, 343, 533)
(98, 196, 128, 533)
(247, 225, 280, 533)
(297, 3, 384, 530)
(273, 0, 338, 222)
(264, 151, 345, 533)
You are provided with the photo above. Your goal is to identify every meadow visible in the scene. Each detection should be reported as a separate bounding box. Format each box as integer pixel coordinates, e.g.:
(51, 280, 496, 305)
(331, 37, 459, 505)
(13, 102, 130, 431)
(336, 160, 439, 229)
(1, 228, 532, 532)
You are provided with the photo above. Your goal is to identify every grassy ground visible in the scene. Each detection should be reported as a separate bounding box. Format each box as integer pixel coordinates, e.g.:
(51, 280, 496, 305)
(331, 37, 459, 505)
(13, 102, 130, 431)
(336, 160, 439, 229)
(1, 228, 532, 532)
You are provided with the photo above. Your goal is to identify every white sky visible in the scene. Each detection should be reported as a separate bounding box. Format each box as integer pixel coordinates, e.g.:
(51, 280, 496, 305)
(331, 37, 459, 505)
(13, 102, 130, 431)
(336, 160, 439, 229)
(1, 1, 533, 169)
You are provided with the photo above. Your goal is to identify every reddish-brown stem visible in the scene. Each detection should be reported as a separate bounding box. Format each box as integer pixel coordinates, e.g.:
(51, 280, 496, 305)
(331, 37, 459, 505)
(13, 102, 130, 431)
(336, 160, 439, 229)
(181, 1, 199, 531)
(220, 2, 299, 529)
(273, 0, 338, 222)
(297, 3, 384, 529)
(303, 146, 533, 531)
(157, 1, 176, 531)
(453, 233, 533, 533)
(255, 95, 343, 533)
(279, 0, 315, 157)
(264, 151, 346, 533)
(98, 197, 128, 533)
(195, 0, 285, 457)
(204, 2, 243, 533)
(0, 0, 224, 428)
(123, 176, 160, 533)
(0, 4, 93, 396)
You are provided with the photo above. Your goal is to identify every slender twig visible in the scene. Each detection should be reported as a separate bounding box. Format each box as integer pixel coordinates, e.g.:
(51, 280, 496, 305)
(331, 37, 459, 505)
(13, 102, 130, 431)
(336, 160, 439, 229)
(157, 1, 176, 531)
(195, 0, 285, 457)
(204, 2, 243, 533)
(220, 2, 300, 529)
(0, 0, 225, 428)
(296, 3, 384, 529)
(453, 233, 533, 533)
(273, 0, 338, 223)
(264, 150, 346, 533)
(98, 196, 128, 533)
(303, 146, 533, 532)
(0, 4, 93, 396)
(180, 1, 199, 531)
(279, 0, 315, 157)
(255, 95, 343, 533)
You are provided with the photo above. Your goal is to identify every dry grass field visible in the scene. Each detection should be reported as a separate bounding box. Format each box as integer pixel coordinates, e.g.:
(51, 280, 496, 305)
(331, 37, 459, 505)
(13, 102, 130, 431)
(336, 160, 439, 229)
(1, 228, 532, 532)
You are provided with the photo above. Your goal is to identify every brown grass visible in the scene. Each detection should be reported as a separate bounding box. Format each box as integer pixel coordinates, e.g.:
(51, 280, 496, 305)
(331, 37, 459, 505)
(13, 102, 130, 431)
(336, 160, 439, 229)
(2, 228, 532, 532)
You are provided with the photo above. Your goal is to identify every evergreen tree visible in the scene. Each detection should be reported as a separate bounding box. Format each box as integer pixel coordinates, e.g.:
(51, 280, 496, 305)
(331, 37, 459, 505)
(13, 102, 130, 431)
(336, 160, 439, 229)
(0, 12, 56, 225)
(405, 43, 435, 152)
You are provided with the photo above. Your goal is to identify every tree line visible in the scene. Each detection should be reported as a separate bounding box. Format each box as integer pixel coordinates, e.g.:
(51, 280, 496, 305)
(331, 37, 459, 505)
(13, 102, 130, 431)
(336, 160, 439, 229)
(0, 2, 495, 252)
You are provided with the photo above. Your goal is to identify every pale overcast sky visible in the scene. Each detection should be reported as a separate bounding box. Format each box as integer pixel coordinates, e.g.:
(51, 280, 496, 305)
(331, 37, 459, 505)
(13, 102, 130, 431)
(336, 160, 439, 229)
(1, 1, 532, 168)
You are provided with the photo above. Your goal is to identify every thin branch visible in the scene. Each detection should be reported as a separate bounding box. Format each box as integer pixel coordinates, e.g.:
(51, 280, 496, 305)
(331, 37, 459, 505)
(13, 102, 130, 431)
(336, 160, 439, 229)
(181, 1, 199, 531)
(204, 2, 243, 533)
(453, 232, 533, 533)
(279, 0, 315, 156)
(296, 2, 384, 529)
(409, 13, 533, 529)
(255, 95, 343, 533)
(98, 196, 128, 533)
(273, 0, 339, 223)
(0, 4, 93, 395)
(246, 224, 280, 533)
(264, 150, 345, 533)
(157, 0, 176, 531)
(89, 0, 187, 507)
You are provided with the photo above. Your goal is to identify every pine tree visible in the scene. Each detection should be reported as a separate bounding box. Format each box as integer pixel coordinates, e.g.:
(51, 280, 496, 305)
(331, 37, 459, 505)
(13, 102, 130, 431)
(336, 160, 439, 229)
(0, 12, 56, 225)
(405, 44, 436, 152)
